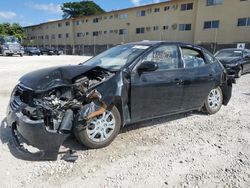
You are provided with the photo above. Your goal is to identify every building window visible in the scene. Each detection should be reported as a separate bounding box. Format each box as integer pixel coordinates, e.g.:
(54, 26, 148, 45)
(114, 14, 119, 19)
(179, 24, 192, 31)
(154, 8, 160, 12)
(119, 13, 128, 19)
(93, 31, 99, 36)
(58, 23, 62, 27)
(204, 20, 220, 29)
(93, 18, 99, 23)
(51, 34, 55, 39)
(65, 22, 70, 26)
(237, 17, 250, 26)
(119, 29, 128, 35)
(137, 10, 146, 17)
(86, 32, 89, 35)
(45, 35, 49, 40)
(58, 34, 62, 38)
(153, 26, 159, 31)
(104, 31, 107, 34)
(109, 15, 113, 19)
(77, 33, 82, 37)
(164, 6, 170, 11)
(136, 27, 145, 34)
(66, 33, 70, 38)
(206, 0, 223, 6)
(76, 20, 80, 26)
(163, 25, 169, 30)
(180, 3, 193, 11)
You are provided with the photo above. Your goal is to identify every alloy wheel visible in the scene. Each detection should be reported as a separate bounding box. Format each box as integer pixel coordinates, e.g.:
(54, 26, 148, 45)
(208, 88, 222, 111)
(86, 111, 116, 142)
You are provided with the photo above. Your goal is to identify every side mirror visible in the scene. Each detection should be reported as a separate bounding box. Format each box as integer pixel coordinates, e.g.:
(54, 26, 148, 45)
(138, 61, 158, 72)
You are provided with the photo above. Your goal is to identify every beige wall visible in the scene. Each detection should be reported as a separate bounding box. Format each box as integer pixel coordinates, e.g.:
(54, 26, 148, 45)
(194, 0, 250, 44)
(24, 0, 250, 47)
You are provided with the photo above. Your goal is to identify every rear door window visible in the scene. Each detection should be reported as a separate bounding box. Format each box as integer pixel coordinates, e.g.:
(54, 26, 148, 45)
(180, 47, 206, 68)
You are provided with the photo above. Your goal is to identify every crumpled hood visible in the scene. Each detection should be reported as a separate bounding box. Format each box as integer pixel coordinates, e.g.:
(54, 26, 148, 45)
(216, 57, 241, 65)
(20, 65, 95, 91)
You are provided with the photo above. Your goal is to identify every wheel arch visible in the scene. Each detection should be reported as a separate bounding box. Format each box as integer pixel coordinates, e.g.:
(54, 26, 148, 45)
(110, 96, 130, 127)
(220, 80, 233, 106)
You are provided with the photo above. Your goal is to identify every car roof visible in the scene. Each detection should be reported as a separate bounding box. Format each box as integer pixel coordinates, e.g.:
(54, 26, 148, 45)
(126, 41, 202, 49)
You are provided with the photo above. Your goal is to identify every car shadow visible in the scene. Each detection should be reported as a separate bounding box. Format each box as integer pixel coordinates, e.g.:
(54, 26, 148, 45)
(242, 92, 250, 96)
(0, 110, 204, 161)
(0, 118, 12, 144)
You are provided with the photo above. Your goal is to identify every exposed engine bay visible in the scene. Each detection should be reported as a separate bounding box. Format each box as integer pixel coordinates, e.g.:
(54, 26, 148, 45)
(16, 68, 111, 130)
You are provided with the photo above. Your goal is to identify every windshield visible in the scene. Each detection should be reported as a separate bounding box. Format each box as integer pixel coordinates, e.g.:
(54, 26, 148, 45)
(215, 50, 243, 58)
(83, 44, 150, 71)
(2, 36, 19, 43)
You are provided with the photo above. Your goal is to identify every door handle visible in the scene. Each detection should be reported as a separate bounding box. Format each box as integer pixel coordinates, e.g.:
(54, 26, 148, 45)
(174, 78, 183, 85)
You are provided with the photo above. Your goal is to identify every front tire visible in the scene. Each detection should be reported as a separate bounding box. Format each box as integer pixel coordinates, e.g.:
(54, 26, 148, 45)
(74, 106, 121, 149)
(236, 66, 243, 78)
(203, 87, 223, 115)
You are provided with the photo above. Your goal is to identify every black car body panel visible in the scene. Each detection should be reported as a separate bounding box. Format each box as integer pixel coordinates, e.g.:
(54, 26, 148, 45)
(215, 48, 250, 77)
(6, 41, 233, 161)
(39, 48, 61, 55)
(24, 47, 41, 56)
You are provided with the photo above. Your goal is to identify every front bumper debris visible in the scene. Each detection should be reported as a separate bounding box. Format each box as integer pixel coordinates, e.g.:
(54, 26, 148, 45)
(7, 108, 70, 161)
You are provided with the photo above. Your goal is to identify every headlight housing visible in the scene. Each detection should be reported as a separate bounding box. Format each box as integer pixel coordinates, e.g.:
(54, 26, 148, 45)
(2, 45, 9, 50)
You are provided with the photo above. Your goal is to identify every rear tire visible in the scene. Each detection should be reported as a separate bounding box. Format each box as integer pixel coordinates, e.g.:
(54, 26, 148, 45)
(203, 86, 223, 115)
(74, 106, 121, 149)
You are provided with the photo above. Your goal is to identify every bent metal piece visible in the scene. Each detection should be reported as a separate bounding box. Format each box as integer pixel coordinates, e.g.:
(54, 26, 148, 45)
(87, 101, 107, 120)
(85, 90, 108, 120)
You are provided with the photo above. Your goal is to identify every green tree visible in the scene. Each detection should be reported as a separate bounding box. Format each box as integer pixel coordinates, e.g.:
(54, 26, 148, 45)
(0, 23, 24, 41)
(61, 1, 105, 19)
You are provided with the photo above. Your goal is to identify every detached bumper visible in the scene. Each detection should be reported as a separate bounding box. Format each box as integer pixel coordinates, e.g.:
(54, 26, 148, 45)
(6, 108, 69, 161)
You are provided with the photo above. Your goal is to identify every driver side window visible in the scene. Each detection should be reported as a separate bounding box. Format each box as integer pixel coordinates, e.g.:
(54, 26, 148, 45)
(142, 45, 180, 70)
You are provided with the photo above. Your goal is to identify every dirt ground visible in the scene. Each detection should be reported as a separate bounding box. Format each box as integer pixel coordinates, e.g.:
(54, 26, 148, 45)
(0, 55, 249, 188)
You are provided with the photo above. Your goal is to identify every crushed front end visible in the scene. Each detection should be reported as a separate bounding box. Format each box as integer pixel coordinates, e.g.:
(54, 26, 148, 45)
(6, 66, 115, 161)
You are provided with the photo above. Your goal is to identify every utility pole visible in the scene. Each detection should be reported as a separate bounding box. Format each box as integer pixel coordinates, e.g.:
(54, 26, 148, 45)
(213, 28, 218, 54)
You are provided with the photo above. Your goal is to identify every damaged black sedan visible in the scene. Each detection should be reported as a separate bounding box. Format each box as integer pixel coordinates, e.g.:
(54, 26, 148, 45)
(6, 41, 233, 161)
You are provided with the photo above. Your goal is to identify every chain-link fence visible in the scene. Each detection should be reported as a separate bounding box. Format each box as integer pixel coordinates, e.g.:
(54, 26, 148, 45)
(26, 42, 250, 56)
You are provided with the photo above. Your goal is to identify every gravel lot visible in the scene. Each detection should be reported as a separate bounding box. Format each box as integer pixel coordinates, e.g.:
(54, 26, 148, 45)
(0, 55, 250, 188)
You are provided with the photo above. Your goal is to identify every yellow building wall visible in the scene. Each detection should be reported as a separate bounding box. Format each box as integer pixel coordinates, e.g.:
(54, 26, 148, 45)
(24, 0, 250, 47)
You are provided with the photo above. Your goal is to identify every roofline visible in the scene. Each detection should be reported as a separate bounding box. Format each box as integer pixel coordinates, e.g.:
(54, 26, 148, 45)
(23, 0, 181, 28)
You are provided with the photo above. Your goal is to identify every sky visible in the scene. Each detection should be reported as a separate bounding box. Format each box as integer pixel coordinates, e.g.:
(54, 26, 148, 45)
(0, 0, 166, 26)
